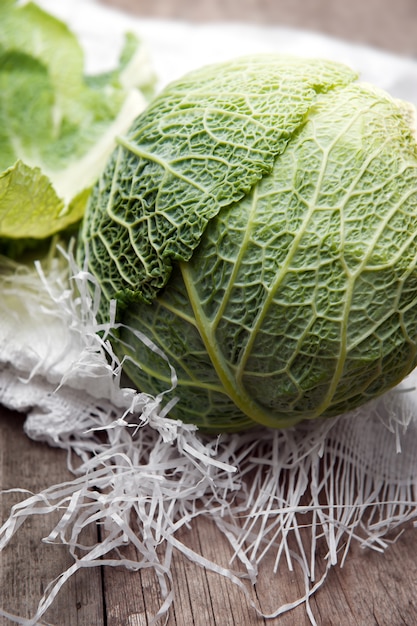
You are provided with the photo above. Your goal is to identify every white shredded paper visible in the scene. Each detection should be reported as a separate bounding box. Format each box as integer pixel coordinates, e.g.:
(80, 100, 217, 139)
(1, 1, 417, 624)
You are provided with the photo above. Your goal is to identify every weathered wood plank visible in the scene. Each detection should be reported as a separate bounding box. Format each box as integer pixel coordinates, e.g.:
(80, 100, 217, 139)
(2, 410, 417, 625)
(100, 516, 417, 625)
(0, 408, 104, 626)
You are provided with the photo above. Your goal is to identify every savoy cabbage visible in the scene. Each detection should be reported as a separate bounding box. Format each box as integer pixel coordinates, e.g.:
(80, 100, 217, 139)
(79, 55, 417, 432)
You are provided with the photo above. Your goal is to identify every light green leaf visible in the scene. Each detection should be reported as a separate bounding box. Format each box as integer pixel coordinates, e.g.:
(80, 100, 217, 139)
(0, 1, 154, 248)
(0, 160, 84, 239)
(0, 1, 85, 116)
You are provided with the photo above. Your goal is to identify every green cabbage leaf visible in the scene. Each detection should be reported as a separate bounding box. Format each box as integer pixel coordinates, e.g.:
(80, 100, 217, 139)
(0, 0, 155, 249)
(79, 55, 417, 432)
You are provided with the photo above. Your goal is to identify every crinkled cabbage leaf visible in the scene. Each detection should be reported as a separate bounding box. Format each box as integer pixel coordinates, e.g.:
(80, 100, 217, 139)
(79, 55, 417, 432)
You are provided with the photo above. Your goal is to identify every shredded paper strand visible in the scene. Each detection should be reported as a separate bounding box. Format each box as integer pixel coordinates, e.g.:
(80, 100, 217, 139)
(1, 245, 417, 625)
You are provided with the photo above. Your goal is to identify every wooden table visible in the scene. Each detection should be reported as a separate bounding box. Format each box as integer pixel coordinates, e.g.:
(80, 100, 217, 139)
(2, 1, 417, 624)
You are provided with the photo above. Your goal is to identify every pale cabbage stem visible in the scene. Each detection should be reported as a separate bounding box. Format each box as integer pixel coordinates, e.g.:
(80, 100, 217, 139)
(115, 135, 208, 193)
(334, 121, 417, 355)
(92, 147, 145, 289)
(234, 99, 398, 415)
(233, 149, 342, 408)
(124, 297, 227, 393)
(201, 104, 270, 144)
(180, 261, 301, 427)
(212, 188, 260, 331)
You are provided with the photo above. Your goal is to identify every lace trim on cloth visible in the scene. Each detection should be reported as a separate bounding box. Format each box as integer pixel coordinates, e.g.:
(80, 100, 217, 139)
(0, 248, 417, 625)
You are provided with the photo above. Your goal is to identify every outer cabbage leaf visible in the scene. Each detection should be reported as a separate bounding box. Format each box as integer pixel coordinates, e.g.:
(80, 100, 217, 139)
(0, 160, 86, 239)
(0, 1, 154, 244)
(80, 55, 357, 305)
(115, 78, 417, 432)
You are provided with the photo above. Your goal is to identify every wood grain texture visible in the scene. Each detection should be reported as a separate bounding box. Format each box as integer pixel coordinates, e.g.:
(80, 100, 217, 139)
(95, 509, 417, 626)
(1, 404, 417, 624)
(2, 0, 417, 624)
(0, 409, 104, 626)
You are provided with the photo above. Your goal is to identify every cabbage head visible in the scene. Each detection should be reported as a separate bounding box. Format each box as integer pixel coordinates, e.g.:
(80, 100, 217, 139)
(78, 55, 417, 432)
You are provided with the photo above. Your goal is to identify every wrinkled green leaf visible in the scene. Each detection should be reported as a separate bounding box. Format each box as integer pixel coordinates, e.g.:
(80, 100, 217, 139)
(80, 55, 357, 305)
(80, 55, 417, 432)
